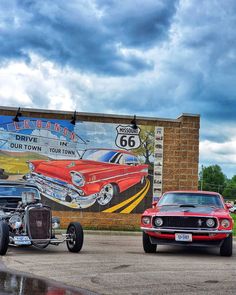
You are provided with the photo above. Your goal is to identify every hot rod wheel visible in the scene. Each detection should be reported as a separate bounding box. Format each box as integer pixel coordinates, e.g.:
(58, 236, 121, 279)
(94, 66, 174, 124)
(0, 221, 9, 255)
(66, 222, 84, 253)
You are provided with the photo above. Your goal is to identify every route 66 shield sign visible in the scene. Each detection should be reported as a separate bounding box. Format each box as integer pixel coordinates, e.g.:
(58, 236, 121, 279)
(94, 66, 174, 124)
(115, 125, 141, 150)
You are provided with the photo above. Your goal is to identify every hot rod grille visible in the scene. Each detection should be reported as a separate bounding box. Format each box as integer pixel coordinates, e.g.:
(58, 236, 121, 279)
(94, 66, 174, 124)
(28, 207, 51, 239)
(153, 216, 218, 229)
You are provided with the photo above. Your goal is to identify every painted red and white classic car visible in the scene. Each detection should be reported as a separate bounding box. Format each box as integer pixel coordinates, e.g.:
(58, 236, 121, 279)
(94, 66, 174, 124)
(141, 191, 234, 256)
(25, 148, 148, 208)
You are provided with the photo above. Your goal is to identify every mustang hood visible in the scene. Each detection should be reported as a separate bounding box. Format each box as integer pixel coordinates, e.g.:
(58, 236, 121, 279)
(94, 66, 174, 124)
(155, 206, 230, 218)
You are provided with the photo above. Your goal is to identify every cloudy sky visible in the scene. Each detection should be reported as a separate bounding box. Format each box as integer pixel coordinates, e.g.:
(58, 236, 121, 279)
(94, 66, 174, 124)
(0, 0, 236, 177)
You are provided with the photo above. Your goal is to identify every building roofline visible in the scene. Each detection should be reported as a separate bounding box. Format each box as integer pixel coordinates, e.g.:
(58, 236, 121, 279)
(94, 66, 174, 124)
(0, 105, 200, 123)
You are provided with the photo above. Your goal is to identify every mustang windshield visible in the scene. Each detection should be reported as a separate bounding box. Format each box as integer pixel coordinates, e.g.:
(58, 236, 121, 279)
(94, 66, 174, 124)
(158, 193, 224, 208)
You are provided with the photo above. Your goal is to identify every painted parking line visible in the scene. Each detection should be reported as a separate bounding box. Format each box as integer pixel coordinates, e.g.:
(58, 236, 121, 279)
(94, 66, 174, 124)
(102, 179, 149, 213)
(120, 179, 150, 214)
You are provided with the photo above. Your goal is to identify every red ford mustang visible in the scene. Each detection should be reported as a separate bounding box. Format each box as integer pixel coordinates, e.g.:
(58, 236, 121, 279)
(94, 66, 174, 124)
(141, 191, 234, 256)
(25, 148, 148, 208)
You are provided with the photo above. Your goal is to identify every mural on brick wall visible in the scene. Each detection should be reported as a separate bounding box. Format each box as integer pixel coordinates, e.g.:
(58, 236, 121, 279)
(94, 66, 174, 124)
(0, 115, 163, 213)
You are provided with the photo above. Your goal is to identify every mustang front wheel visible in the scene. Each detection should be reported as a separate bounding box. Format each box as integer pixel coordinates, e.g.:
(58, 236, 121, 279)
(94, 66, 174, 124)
(0, 221, 9, 256)
(66, 222, 84, 253)
(220, 234, 232, 257)
(143, 232, 157, 253)
(97, 183, 117, 205)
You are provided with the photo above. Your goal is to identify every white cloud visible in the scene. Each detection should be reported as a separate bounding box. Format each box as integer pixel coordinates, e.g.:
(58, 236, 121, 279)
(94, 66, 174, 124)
(200, 139, 236, 165)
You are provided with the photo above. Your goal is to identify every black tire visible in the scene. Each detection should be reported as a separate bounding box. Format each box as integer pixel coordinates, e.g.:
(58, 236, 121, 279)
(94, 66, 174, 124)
(143, 232, 156, 253)
(220, 234, 233, 257)
(66, 222, 84, 253)
(65, 195, 72, 202)
(0, 221, 9, 256)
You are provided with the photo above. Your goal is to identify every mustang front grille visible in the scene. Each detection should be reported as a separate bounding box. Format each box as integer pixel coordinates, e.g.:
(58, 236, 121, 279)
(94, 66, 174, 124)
(153, 216, 218, 229)
(27, 207, 51, 239)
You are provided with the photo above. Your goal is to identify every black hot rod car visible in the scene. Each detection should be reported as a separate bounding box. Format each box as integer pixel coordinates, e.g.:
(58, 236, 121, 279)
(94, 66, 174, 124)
(0, 181, 84, 255)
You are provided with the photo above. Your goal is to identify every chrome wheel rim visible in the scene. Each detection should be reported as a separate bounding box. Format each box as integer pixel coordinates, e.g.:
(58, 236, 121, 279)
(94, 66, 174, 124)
(67, 226, 76, 249)
(97, 184, 114, 205)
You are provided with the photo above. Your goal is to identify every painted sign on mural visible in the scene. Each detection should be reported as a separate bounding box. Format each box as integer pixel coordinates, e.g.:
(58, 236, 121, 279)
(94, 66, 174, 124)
(0, 115, 163, 213)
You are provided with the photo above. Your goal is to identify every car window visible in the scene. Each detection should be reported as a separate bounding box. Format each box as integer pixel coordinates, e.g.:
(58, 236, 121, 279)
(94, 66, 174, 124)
(123, 154, 139, 166)
(158, 193, 224, 208)
(110, 153, 122, 164)
(115, 154, 124, 164)
(82, 150, 117, 162)
(0, 186, 41, 208)
(0, 186, 40, 198)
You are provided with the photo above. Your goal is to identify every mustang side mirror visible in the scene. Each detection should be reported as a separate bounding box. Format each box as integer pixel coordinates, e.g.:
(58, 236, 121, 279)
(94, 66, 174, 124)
(225, 203, 233, 209)
(152, 201, 158, 208)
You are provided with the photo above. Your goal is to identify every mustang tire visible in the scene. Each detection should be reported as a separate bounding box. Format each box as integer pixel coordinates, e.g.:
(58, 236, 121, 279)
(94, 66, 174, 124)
(220, 234, 233, 257)
(0, 221, 9, 256)
(66, 222, 84, 253)
(143, 232, 157, 253)
(97, 183, 118, 206)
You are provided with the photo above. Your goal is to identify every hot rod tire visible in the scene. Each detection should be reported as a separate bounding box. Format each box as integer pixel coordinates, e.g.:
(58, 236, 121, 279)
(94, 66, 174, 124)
(220, 234, 233, 257)
(97, 183, 118, 206)
(66, 222, 84, 253)
(143, 232, 157, 253)
(0, 221, 9, 256)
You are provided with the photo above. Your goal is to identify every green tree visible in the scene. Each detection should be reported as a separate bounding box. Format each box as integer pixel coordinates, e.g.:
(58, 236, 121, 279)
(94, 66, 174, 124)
(132, 126, 155, 165)
(222, 175, 236, 200)
(199, 165, 227, 194)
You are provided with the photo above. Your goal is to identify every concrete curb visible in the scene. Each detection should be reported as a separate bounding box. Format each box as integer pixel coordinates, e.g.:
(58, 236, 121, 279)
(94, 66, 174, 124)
(84, 230, 142, 236)
(56, 229, 142, 236)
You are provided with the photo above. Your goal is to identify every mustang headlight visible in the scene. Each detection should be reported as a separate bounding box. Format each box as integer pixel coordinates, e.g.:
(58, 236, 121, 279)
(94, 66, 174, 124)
(142, 216, 151, 225)
(154, 217, 163, 227)
(221, 219, 230, 228)
(9, 214, 22, 229)
(28, 162, 35, 172)
(71, 171, 85, 187)
(206, 218, 215, 228)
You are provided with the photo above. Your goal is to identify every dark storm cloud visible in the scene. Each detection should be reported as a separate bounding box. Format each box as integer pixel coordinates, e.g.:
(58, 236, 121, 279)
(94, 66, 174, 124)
(0, 0, 178, 75)
(101, 0, 236, 124)
(100, 0, 177, 48)
(172, 0, 236, 122)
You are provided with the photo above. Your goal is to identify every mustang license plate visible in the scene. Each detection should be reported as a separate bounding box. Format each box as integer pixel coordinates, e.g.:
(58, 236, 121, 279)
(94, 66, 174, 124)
(175, 233, 192, 242)
(14, 236, 31, 245)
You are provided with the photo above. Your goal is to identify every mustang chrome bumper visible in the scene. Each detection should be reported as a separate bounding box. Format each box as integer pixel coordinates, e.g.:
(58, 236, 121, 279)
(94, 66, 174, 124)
(140, 227, 233, 234)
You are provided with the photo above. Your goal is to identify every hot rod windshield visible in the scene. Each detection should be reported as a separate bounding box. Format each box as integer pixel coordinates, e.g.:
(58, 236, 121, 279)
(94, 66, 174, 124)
(0, 186, 41, 201)
(158, 193, 224, 208)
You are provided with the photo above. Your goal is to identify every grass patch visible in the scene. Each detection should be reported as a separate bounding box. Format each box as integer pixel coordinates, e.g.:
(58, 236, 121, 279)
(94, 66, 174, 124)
(0, 152, 48, 174)
(231, 213, 236, 236)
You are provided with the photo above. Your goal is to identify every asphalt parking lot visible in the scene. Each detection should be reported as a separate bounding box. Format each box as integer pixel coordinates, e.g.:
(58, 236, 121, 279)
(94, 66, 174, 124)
(1, 232, 236, 295)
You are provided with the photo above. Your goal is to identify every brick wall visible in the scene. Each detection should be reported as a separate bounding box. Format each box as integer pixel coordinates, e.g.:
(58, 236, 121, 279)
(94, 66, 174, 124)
(162, 114, 200, 192)
(52, 211, 141, 230)
(0, 107, 200, 229)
